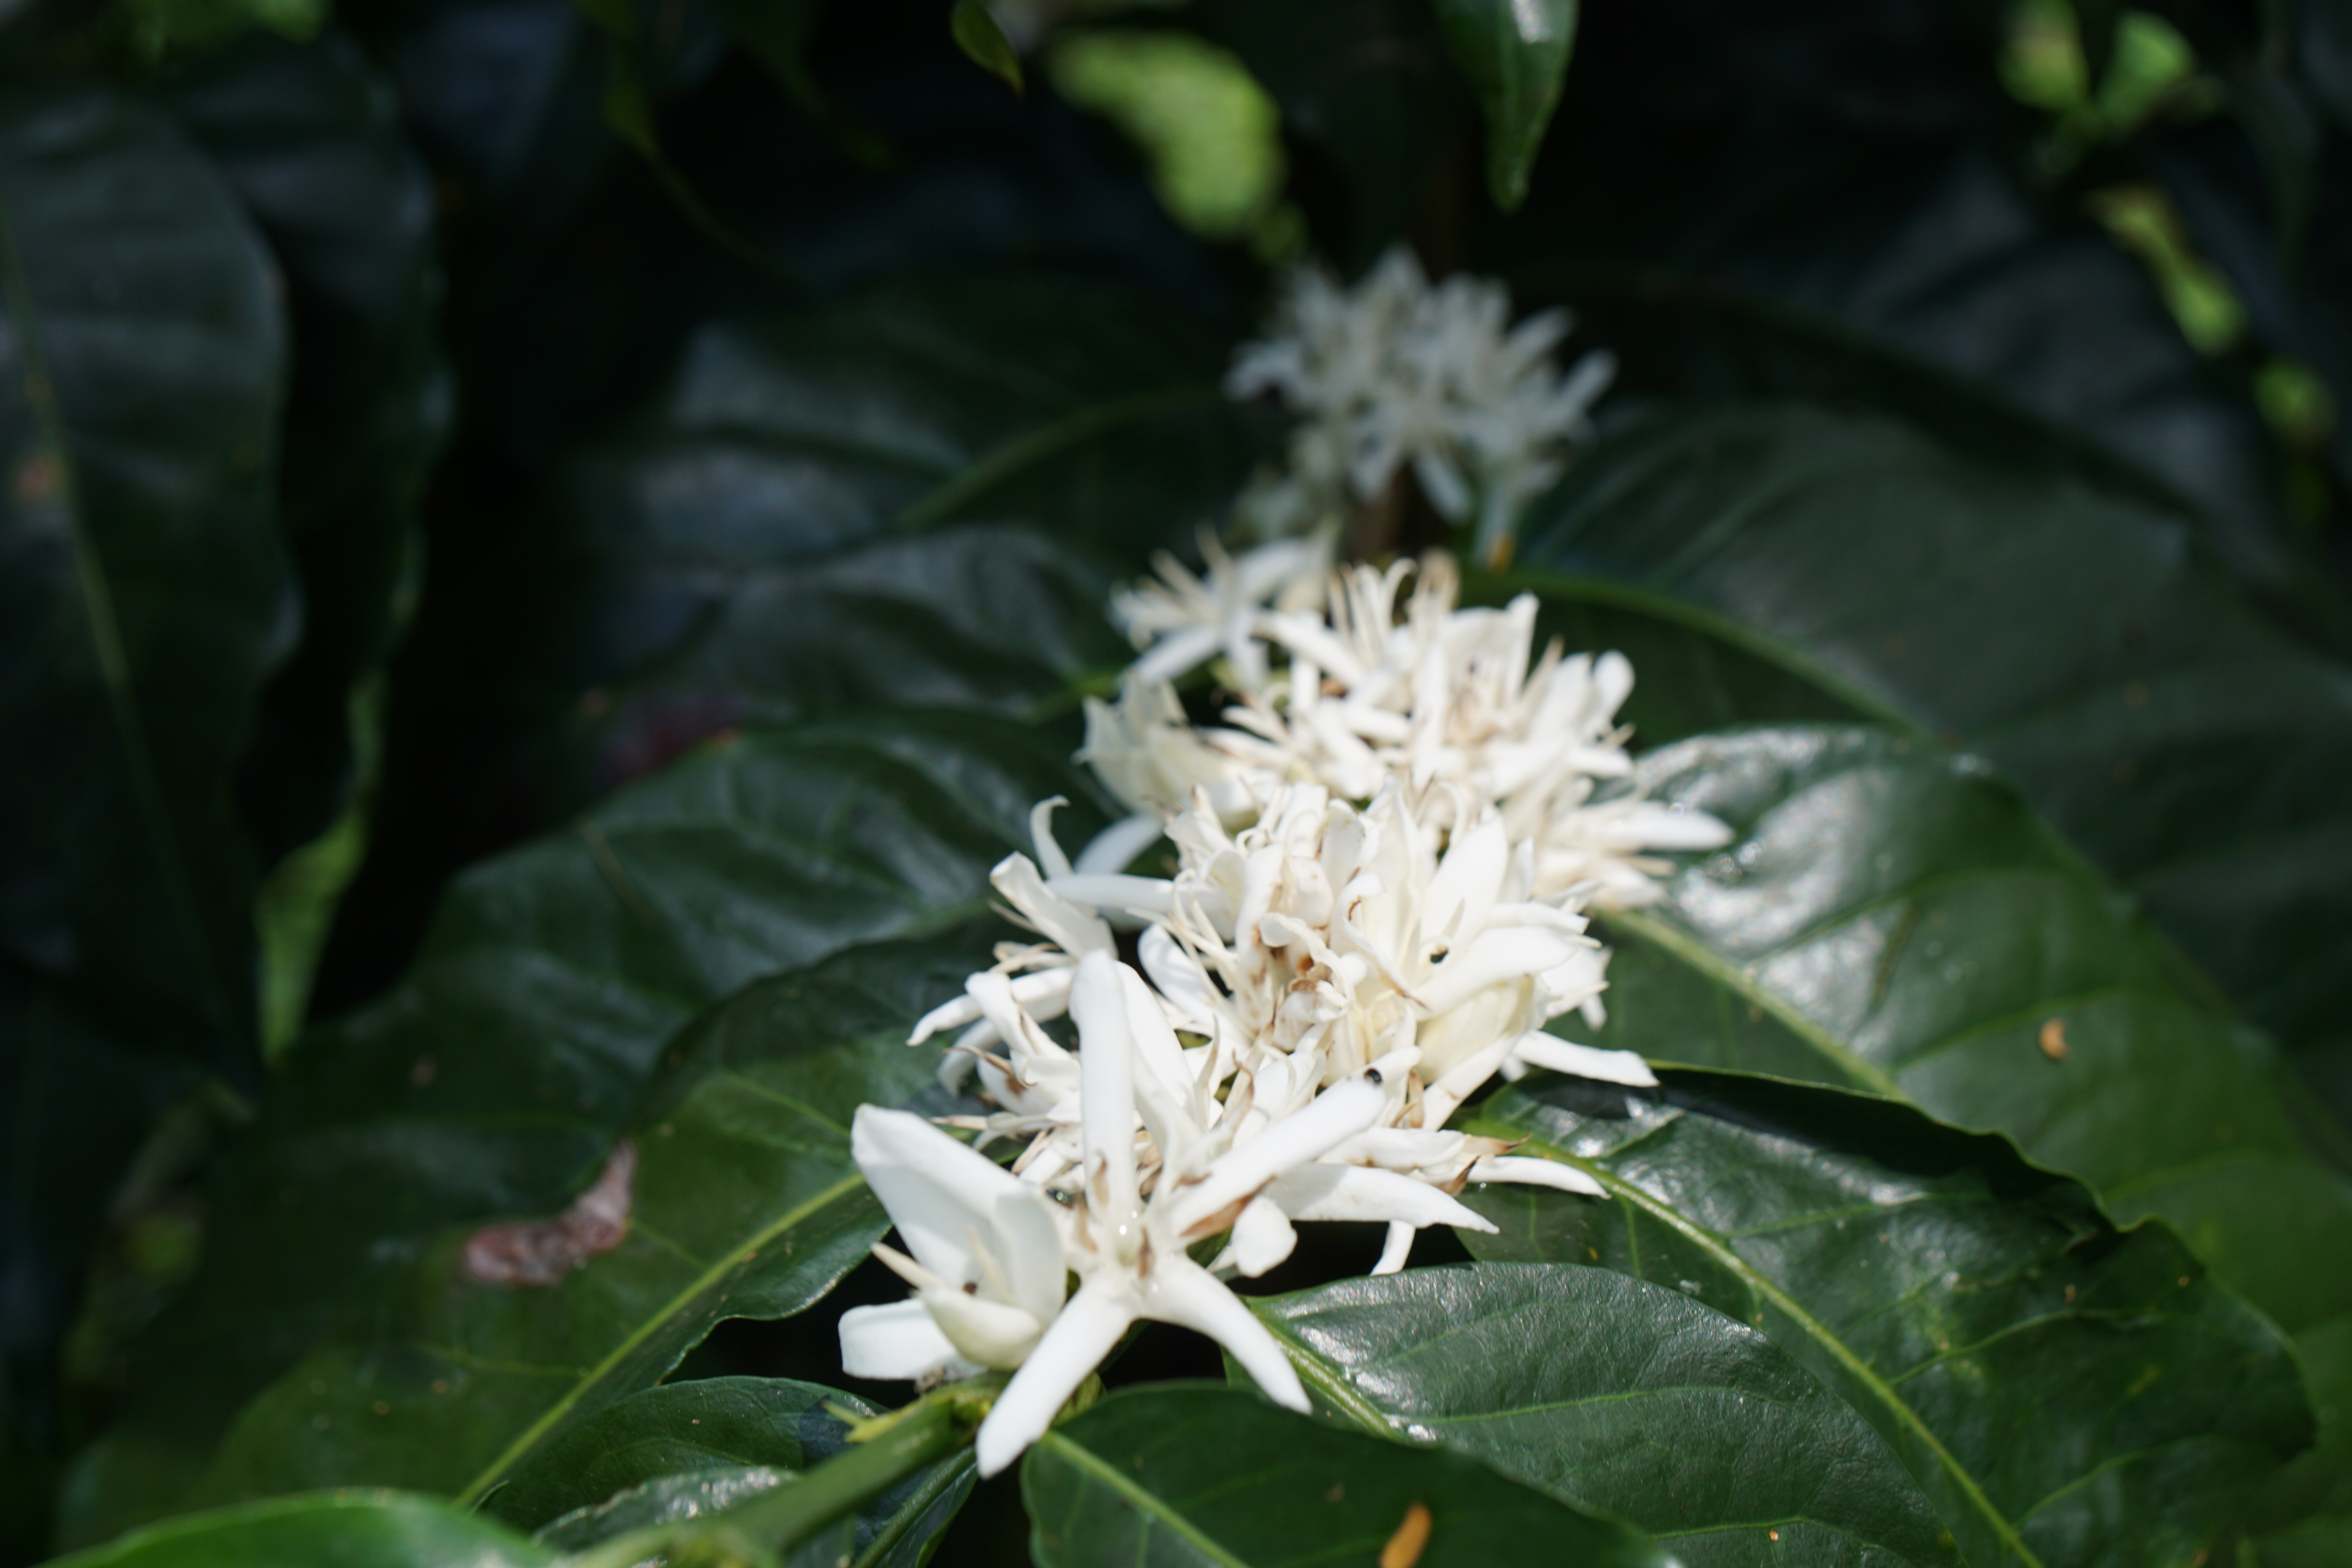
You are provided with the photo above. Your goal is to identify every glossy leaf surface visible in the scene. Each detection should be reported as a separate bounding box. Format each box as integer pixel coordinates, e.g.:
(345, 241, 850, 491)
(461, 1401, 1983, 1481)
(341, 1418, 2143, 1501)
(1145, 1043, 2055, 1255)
(1461, 1069, 2314, 1568)
(321, 274, 1242, 1009)
(1023, 1385, 1671, 1568)
(1568, 724, 2352, 1549)
(48, 1491, 553, 1568)
(1432, 0, 1577, 209)
(490, 1377, 972, 1568)
(183, 931, 983, 1509)
(1252, 1263, 1946, 1565)
(1513, 401, 2352, 1117)
(59, 714, 1102, 1545)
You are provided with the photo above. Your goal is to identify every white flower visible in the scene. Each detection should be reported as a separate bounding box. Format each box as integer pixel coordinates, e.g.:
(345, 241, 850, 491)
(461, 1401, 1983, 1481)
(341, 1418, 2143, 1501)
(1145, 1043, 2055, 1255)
(1080, 552, 1733, 909)
(973, 781, 1645, 1160)
(1078, 670, 1261, 826)
(1227, 246, 1615, 564)
(1108, 531, 1332, 689)
(971, 951, 1397, 1475)
(837, 1106, 1068, 1385)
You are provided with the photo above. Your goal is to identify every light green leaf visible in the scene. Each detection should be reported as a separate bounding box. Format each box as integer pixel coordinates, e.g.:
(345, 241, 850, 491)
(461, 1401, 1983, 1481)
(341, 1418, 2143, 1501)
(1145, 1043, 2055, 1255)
(1022, 1385, 1671, 1567)
(1250, 1263, 1947, 1565)
(950, 0, 1024, 96)
(1431, 0, 1577, 209)
(45, 1491, 554, 1568)
(1461, 1068, 2314, 1568)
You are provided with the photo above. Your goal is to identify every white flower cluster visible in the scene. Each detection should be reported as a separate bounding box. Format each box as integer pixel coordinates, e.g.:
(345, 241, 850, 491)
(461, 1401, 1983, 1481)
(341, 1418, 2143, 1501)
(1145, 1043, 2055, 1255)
(1093, 542, 1733, 908)
(1228, 246, 1616, 565)
(840, 543, 1729, 1477)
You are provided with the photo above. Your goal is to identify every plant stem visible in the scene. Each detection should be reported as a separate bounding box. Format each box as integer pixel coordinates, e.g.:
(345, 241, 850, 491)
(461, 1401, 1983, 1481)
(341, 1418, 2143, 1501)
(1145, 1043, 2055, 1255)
(559, 1383, 996, 1568)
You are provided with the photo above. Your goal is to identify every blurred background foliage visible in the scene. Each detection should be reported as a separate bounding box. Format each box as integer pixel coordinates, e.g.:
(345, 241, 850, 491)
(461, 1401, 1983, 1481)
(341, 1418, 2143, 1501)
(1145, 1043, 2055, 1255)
(3, 0, 2351, 1561)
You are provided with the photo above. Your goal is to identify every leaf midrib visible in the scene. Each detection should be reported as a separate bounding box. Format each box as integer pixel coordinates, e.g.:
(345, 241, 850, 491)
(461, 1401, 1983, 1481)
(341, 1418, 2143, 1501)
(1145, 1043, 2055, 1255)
(1602, 907, 1901, 1096)
(1467, 1124, 2046, 1568)
(1033, 1428, 1254, 1568)
(0, 166, 236, 1037)
(453, 1167, 870, 1504)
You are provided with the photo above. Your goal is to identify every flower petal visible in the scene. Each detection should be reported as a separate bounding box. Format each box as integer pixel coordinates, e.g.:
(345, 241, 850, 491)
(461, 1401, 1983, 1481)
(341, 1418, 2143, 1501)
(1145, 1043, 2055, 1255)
(1510, 1033, 1657, 1087)
(1069, 951, 1142, 1232)
(839, 1298, 972, 1383)
(918, 1287, 1048, 1370)
(1074, 813, 1167, 877)
(1167, 1073, 1386, 1236)
(1472, 1154, 1607, 1196)
(975, 1276, 1138, 1477)
(1141, 1253, 1308, 1413)
(1266, 1163, 1496, 1233)
(852, 1107, 1066, 1305)
(1224, 1194, 1299, 1278)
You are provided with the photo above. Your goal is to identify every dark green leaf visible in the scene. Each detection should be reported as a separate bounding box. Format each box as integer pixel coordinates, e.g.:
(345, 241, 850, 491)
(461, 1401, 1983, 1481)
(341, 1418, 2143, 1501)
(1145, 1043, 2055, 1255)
(0, 969, 198, 1445)
(487, 1376, 975, 1568)
(46, 1490, 553, 1568)
(1250, 1263, 1947, 1566)
(950, 0, 1023, 96)
(0, 82, 285, 1456)
(319, 275, 1249, 1012)
(1461, 1069, 2314, 1568)
(1022, 1385, 1671, 1567)
(58, 713, 1102, 1546)
(1190, 0, 1471, 264)
(163, 31, 450, 860)
(2258, 1517, 2352, 1568)
(1514, 401, 2352, 1121)
(179, 932, 980, 1510)
(1432, 0, 1576, 210)
(0, 84, 285, 1069)
(1570, 726, 2352, 1342)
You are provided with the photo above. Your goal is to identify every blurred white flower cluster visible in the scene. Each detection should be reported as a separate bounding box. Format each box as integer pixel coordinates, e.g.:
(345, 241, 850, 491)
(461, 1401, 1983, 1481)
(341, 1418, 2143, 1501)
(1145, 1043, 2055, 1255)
(841, 541, 1728, 1475)
(1228, 246, 1616, 565)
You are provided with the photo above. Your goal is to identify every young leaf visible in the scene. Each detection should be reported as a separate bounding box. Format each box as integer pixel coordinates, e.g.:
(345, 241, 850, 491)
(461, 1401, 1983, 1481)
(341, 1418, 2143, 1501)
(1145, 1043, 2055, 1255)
(483, 1376, 973, 1568)
(1461, 1069, 2315, 1568)
(950, 0, 1023, 96)
(1430, 0, 1577, 210)
(45, 1491, 554, 1568)
(1021, 1385, 1672, 1567)
(179, 931, 984, 1512)
(58, 714, 1104, 1547)
(1250, 1263, 1948, 1566)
